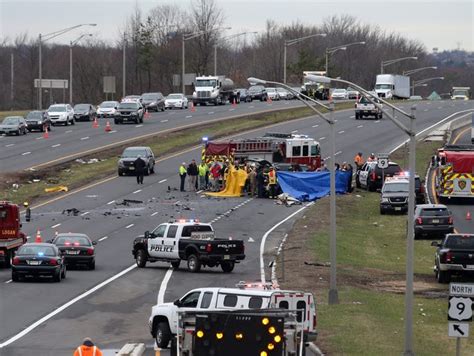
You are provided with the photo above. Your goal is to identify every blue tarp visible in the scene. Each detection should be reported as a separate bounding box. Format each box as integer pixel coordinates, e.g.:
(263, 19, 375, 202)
(276, 171, 352, 201)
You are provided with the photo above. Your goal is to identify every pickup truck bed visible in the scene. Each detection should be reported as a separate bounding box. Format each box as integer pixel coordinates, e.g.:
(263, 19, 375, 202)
(434, 233, 474, 283)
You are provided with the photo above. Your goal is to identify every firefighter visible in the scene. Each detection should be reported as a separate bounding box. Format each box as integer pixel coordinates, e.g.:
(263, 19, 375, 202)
(267, 167, 278, 199)
(24, 202, 31, 222)
(354, 152, 364, 171)
(73, 337, 103, 356)
(179, 162, 187, 192)
(198, 161, 208, 190)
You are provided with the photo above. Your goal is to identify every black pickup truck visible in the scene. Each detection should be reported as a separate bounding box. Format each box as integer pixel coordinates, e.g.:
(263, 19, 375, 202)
(132, 221, 245, 273)
(433, 233, 474, 283)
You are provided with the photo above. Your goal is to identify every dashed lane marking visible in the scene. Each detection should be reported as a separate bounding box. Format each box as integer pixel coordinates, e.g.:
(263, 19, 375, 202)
(158, 179, 167, 183)
(208, 112, 215, 115)
(338, 130, 345, 134)
(98, 236, 108, 242)
(185, 115, 192, 118)
(125, 224, 134, 229)
(319, 137, 326, 140)
(65, 130, 73, 133)
(52, 144, 61, 148)
(357, 125, 363, 128)
(229, 108, 235, 111)
(21, 151, 31, 156)
(80, 211, 90, 216)
(335, 150, 342, 156)
(151, 212, 158, 217)
(160, 120, 168, 123)
(291, 130, 298, 133)
(51, 223, 61, 228)
(36, 137, 43, 140)
(312, 124, 319, 128)
(5, 144, 14, 147)
(135, 124, 143, 128)
(80, 136, 89, 140)
(374, 120, 380, 123)
(107, 200, 115, 205)
(350, 115, 355, 119)
(5, 280, 12, 284)
(133, 189, 142, 194)
(109, 130, 117, 133)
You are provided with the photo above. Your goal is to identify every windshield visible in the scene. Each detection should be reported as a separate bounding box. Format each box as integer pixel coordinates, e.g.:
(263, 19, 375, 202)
(421, 208, 449, 217)
(122, 148, 147, 158)
(18, 245, 55, 256)
(375, 84, 393, 90)
(100, 102, 117, 108)
(445, 235, 474, 249)
(383, 182, 409, 193)
(26, 112, 43, 120)
(118, 103, 139, 110)
(196, 79, 217, 87)
(55, 235, 91, 246)
(74, 104, 90, 110)
(267, 88, 276, 93)
(48, 106, 66, 112)
(452, 90, 468, 96)
(249, 86, 264, 93)
(333, 89, 346, 93)
(2, 117, 20, 124)
(167, 94, 182, 99)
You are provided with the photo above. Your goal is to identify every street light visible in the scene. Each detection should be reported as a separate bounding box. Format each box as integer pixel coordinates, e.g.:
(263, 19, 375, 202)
(283, 33, 327, 83)
(38, 23, 97, 109)
(381, 56, 418, 74)
(182, 27, 232, 94)
(325, 41, 365, 76)
(411, 76, 444, 96)
(305, 73, 417, 356)
(402, 66, 437, 76)
(247, 76, 339, 305)
(70, 34, 93, 104)
(214, 32, 257, 76)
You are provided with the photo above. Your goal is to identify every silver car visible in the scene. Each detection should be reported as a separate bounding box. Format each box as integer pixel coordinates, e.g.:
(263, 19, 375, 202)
(0, 116, 28, 136)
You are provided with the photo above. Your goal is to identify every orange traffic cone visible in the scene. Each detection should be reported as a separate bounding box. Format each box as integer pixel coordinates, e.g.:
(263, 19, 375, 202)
(105, 121, 112, 132)
(190, 102, 196, 112)
(35, 229, 42, 243)
(232, 98, 237, 107)
(144, 110, 150, 119)
(267, 96, 272, 104)
(467, 211, 472, 220)
(43, 127, 49, 139)
(93, 117, 99, 128)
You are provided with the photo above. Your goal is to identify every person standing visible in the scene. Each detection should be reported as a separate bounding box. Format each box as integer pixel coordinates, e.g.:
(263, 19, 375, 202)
(134, 155, 146, 184)
(73, 337, 103, 356)
(248, 167, 257, 196)
(256, 168, 266, 198)
(179, 162, 187, 192)
(354, 152, 364, 171)
(267, 167, 278, 199)
(367, 153, 376, 162)
(187, 160, 198, 192)
(198, 161, 208, 190)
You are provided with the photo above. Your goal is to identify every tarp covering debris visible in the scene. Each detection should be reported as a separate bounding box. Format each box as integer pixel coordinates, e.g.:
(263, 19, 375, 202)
(206, 165, 248, 198)
(276, 171, 351, 201)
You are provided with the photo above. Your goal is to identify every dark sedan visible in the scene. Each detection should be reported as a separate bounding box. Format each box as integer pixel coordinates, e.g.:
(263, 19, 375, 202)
(415, 204, 454, 239)
(141, 92, 165, 112)
(51, 233, 96, 269)
(73, 103, 96, 121)
(12, 243, 66, 282)
(0, 116, 28, 135)
(25, 111, 52, 132)
(248, 85, 268, 101)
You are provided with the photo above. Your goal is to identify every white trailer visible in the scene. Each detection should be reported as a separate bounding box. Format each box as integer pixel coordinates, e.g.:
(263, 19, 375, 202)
(375, 74, 410, 99)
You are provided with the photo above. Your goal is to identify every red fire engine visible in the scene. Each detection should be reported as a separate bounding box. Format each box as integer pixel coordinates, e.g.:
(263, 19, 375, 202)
(0, 201, 27, 267)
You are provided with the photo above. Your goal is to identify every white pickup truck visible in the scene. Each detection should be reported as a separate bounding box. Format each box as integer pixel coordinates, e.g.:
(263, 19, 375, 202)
(355, 96, 383, 120)
(149, 284, 317, 348)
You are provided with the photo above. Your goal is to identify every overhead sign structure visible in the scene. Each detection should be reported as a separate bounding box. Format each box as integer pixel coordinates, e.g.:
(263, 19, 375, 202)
(448, 322, 470, 338)
(34, 79, 68, 89)
(103, 76, 116, 94)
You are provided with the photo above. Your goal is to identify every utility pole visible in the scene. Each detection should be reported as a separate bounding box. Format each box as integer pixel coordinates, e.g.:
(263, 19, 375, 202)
(123, 34, 127, 99)
(38, 34, 42, 109)
(10, 52, 14, 107)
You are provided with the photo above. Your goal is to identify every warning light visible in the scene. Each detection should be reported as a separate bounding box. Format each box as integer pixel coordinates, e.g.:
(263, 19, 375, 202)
(262, 317, 270, 325)
(196, 330, 204, 338)
(274, 335, 282, 343)
(268, 326, 276, 334)
(235, 333, 244, 340)
(216, 332, 224, 340)
(267, 343, 275, 350)
(260, 352, 268, 356)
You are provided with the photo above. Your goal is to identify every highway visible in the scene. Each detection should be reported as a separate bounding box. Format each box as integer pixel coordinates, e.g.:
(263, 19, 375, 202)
(0, 99, 471, 355)
(0, 100, 303, 172)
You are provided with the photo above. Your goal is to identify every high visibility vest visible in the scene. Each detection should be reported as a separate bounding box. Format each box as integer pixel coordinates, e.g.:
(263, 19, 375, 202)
(268, 171, 277, 184)
(179, 166, 187, 175)
(76, 346, 97, 356)
(198, 165, 207, 176)
(354, 154, 364, 166)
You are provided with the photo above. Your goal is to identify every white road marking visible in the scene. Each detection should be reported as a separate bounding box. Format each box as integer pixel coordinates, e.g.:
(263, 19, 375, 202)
(319, 136, 326, 140)
(291, 130, 298, 133)
(249, 106, 255, 109)
(5, 144, 14, 147)
(133, 189, 142, 194)
(196, 190, 203, 194)
(135, 124, 143, 128)
(0, 264, 137, 348)
(312, 124, 319, 128)
(36, 137, 43, 140)
(51, 223, 61, 228)
(80, 136, 89, 140)
(357, 125, 364, 128)
(160, 120, 168, 123)
(229, 108, 235, 111)
(80, 211, 90, 216)
(5, 279, 12, 284)
(350, 115, 355, 119)
(151, 212, 158, 217)
(338, 130, 345, 134)
(423, 109, 428, 112)
(98, 236, 108, 242)
(208, 112, 215, 115)
(335, 150, 342, 156)
(51, 144, 61, 148)
(65, 130, 73, 133)
(125, 223, 134, 229)
(374, 120, 380, 123)
(107, 200, 115, 205)
(157, 268, 174, 304)
(158, 179, 167, 183)
(21, 151, 31, 156)
(109, 130, 117, 133)
(185, 115, 192, 118)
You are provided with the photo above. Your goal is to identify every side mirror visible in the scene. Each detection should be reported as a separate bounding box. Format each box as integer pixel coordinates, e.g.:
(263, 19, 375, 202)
(144, 231, 150, 239)
(92, 241, 98, 245)
(173, 299, 181, 307)
(431, 241, 440, 247)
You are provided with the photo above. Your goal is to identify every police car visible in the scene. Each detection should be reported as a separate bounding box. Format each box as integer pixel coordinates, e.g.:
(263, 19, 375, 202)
(380, 175, 409, 214)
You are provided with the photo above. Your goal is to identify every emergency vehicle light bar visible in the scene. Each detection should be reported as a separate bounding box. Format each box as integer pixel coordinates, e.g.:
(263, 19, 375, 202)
(171, 219, 201, 223)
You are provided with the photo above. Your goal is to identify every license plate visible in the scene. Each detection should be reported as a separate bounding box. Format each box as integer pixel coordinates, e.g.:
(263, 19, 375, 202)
(395, 207, 402, 211)
(466, 265, 474, 270)
(432, 219, 440, 224)
(66, 250, 80, 255)
(28, 260, 40, 265)
(128, 167, 135, 170)
(224, 255, 230, 260)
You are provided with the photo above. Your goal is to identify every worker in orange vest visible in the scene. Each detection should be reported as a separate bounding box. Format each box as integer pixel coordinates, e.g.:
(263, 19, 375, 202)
(354, 152, 364, 171)
(267, 167, 278, 199)
(73, 338, 103, 356)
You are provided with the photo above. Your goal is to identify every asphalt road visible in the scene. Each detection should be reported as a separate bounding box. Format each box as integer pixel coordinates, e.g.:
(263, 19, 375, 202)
(0, 100, 303, 172)
(0, 99, 471, 355)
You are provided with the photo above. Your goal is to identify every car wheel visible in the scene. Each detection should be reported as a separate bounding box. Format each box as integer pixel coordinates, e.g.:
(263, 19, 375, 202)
(136, 249, 147, 268)
(118, 169, 124, 176)
(145, 166, 150, 176)
(16, 130, 20, 136)
(71, 118, 75, 125)
(221, 261, 235, 273)
(61, 266, 66, 279)
(171, 261, 180, 269)
(437, 269, 450, 284)
(150, 164, 155, 174)
(380, 208, 386, 215)
(65, 119, 69, 126)
(155, 322, 171, 349)
(187, 254, 201, 273)
(53, 270, 62, 283)
(114, 119, 119, 125)
(89, 260, 95, 270)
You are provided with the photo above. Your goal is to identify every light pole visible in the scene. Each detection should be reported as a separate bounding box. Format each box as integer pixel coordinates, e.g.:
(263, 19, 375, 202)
(247, 76, 339, 304)
(182, 27, 231, 94)
(402, 66, 437, 76)
(325, 41, 365, 77)
(214, 31, 257, 76)
(283, 33, 327, 83)
(38, 23, 96, 109)
(411, 76, 444, 96)
(69, 34, 93, 104)
(381, 56, 418, 74)
(305, 73, 417, 356)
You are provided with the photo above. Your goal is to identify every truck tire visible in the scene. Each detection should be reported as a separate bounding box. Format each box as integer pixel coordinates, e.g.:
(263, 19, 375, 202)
(437, 269, 450, 284)
(136, 249, 147, 268)
(171, 261, 180, 269)
(221, 261, 235, 273)
(187, 254, 201, 273)
(155, 322, 171, 348)
(3, 250, 11, 268)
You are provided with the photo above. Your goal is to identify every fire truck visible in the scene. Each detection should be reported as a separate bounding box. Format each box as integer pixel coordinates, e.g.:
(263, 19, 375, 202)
(435, 145, 474, 199)
(202, 133, 321, 170)
(0, 201, 27, 267)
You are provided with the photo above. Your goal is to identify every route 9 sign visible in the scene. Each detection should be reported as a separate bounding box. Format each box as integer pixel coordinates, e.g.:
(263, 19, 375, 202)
(448, 283, 474, 322)
(377, 158, 389, 169)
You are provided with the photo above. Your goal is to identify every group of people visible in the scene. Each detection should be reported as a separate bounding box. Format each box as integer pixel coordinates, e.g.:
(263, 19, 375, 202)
(179, 159, 223, 192)
(354, 152, 377, 171)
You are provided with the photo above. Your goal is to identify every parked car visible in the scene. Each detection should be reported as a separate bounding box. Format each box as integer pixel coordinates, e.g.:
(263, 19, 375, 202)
(415, 204, 454, 239)
(51, 233, 97, 270)
(165, 93, 189, 109)
(237, 89, 252, 103)
(331, 88, 348, 100)
(356, 161, 402, 191)
(73, 103, 96, 121)
(47, 104, 75, 126)
(0, 116, 28, 135)
(25, 111, 51, 132)
(248, 85, 268, 101)
(118, 146, 155, 176)
(266, 87, 280, 101)
(141, 92, 166, 112)
(346, 87, 360, 99)
(276, 87, 293, 100)
(97, 101, 119, 118)
(115, 101, 144, 124)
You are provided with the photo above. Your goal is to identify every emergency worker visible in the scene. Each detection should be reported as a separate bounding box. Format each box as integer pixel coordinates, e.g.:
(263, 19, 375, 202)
(179, 162, 187, 192)
(267, 167, 278, 199)
(187, 160, 198, 191)
(24, 202, 31, 222)
(256, 168, 266, 198)
(198, 162, 208, 190)
(354, 152, 364, 170)
(367, 153, 376, 162)
(73, 337, 103, 356)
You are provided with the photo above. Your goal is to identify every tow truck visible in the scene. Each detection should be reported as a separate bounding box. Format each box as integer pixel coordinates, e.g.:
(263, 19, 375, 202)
(0, 201, 27, 267)
(202, 133, 321, 170)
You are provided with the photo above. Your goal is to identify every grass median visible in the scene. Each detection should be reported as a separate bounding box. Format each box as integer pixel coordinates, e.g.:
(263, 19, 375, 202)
(2, 102, 355, 205)
(279, 139, 474, 355)
(0, 110, 29, 120)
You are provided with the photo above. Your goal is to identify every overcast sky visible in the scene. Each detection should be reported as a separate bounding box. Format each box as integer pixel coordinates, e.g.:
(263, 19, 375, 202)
(0, 0, 472, 51)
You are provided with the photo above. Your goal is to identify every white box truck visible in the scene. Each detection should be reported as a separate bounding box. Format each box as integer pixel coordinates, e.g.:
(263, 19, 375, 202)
(451, 86, 471, 100)
(375, 74, 410, 99)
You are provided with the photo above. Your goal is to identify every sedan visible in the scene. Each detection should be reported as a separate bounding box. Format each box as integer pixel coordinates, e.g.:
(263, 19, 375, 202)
(266, 88, 280, 101)
(97, 101, 119, 118)
(415, 204, 454, 239)
(25, 111, 51, 132)
(276, 87, 293, 100)
(237, 89, 252, 103)
(346, 87, 360, 99)
(73, 103, 96, 121)
(331, 88, 348, 100)
(12, 243, 66, 282)
(165, 93, 188, 109)
(0, 116, 28, 135)
(141, 92, 166, 112)
(51, 233, 97, 269)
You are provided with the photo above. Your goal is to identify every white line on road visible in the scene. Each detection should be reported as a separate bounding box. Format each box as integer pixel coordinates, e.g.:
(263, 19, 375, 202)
(374, 120, 380, 123)
(135, 124, 143, 128)
(21, 151, 31, 156)
(151, 212, 158, 217)
(5, 144, 14, 147)
(335, 150, 342, 156)
(157, 268, 174, 304)
(0, 264, 137, 348)
(80, 136, 89, 140)
(109, 130, 117, 133)
(350, 115, 355, 119)
(65, 130, 73, 133)
(158, 179, 167, 183)
(125, 224, 134, 229)
(437, 106, 443, 110)
(319, 137, 326, 140)
(291, 130, 298, 133)
(133, 189, 142, 194)
(107, 200, 115, 205)
(36, 137, 43, 140)
(312, 124, 319, 128)
(185, 115, 192, 118)
(357, 125, 364, 128)
(5, 279, 12, 284)
(51, 223, 61, 228)
(338, 130, 345, 134)
(80, 211, 90, 216)
(208, 112, 215, 115)
(423, 109, 428, 112)
(160, 120, 168, 123)
(229, 108, 235, 111)
(98, 236, 108, 242)
(51, 144, 61, 148)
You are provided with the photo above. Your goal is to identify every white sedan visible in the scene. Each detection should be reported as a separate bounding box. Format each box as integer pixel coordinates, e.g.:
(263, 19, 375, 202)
(165, 93, 188, 109)
(331, 88, 348, 100)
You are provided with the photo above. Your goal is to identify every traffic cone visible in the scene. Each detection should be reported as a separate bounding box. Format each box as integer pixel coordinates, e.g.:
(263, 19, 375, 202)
(92, 117, 99, 128)
(35, 229, 42, 243)
(43, 127, 49, 139)
(232, 98, 237, 107)
(190, 102, 196, 112)
(144, 110, 150, 119)
(467, 211, 472, 220)
(105, 121, 112, 132)
(267, 96, 272, 104)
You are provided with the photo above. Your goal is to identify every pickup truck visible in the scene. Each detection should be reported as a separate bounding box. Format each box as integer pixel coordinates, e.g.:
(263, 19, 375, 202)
(355, 96, 383, 120)
(132, 220, 245, 273)
(432, 233, 474, 283)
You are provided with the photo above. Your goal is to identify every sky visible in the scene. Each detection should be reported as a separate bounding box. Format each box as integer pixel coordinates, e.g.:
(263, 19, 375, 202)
(0, 0, 472, 51)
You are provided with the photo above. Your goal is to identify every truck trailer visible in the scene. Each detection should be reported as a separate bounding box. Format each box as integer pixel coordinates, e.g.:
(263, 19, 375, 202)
(192, 75, 240, 106)
(375, 74, 410, 99)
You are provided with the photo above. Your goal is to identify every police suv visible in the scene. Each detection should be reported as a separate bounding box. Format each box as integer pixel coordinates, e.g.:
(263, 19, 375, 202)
(380, 176, 409, 214)
(132, 219, 245, 273)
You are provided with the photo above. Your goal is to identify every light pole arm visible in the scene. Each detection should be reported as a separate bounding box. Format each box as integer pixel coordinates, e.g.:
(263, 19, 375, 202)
(285, 33, 327, 46)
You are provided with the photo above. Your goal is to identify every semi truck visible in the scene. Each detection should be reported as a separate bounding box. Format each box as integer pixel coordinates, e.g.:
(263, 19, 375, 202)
(192, 75, 240, 106)
(0, 201, 27, 267)
(375, 74, 410, 99)
(451, 86, 471, 100)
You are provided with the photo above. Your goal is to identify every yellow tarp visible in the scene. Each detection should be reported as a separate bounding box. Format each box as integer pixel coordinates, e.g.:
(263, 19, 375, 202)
(44, 186, 69, 193)
(206, 165, 248, 198)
